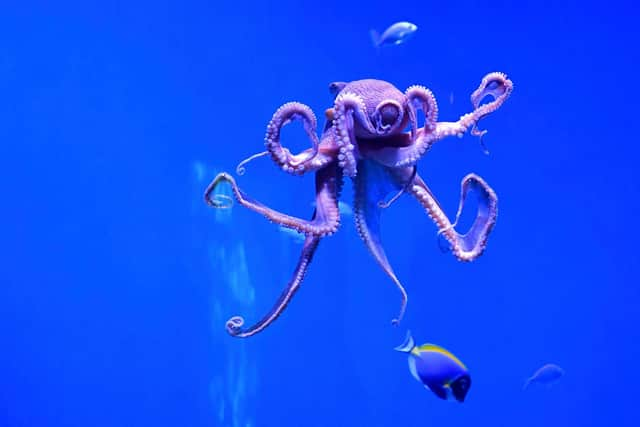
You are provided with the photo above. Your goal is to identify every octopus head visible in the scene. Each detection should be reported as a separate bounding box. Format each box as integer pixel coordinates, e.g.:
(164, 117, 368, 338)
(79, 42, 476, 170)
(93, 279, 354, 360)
(338, 79, 409, 138)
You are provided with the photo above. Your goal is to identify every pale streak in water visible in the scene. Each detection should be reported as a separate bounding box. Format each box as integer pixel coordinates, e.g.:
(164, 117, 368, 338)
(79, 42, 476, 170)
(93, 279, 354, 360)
(195, 160, 258, 426)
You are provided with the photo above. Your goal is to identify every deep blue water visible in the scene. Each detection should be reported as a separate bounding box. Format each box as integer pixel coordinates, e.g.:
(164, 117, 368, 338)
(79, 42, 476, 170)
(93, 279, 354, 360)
(2, 1, 639, 426)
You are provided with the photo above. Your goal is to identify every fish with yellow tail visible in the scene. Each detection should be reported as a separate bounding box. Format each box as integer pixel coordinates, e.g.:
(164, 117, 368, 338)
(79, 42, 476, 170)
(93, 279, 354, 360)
(395, 331, 471, 402)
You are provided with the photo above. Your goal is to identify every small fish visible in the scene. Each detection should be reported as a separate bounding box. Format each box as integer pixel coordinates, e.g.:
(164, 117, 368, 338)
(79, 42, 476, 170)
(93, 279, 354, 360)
(523, 363, 564, 390)
(395, 331, 471, 402)
(369, 21, 418, 49)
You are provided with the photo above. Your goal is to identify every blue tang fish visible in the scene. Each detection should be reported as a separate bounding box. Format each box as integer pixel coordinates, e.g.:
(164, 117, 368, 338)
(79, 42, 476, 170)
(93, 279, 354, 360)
(523, 363, 564, 390)
(369, 22, 418, 49)
(395, 331, 471, 402)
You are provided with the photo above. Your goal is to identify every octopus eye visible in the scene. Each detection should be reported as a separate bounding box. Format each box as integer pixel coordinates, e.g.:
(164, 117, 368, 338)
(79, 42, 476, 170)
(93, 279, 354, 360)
(374, 100, 403, 133)
(380, 105, 399, 126)
(329, 81, 347, 96)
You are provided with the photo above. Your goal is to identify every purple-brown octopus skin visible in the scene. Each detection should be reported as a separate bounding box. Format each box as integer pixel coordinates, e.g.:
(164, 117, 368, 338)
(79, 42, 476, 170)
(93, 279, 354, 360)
(204, 72, 513, 338)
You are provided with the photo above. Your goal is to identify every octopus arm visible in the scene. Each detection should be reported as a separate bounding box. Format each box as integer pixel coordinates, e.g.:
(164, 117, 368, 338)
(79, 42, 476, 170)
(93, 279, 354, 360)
(237, 102, 336, 176)
(265, 102, 320, 174)
(204, 165, 342, 237)
(353, 160, 413, 325)
(409, 173, 498, 262)
(225, 234, 321, 337)
(205, 165, 343, 337)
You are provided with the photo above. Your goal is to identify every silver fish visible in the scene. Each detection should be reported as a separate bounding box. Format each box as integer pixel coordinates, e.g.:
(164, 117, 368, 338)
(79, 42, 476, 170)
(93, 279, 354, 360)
(523, 363, 564, 390)
(370, 21, 418, 48)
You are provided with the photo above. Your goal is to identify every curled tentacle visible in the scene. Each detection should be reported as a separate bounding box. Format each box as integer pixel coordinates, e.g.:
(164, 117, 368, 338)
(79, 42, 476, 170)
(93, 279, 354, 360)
(410, 173, 498, 262)
(215, 165, 343, 338)
(226, 234, 321, 337)
(204, 175, 234, 208)
(203, 169, 341, 237)
(468, 72, 514, 140)
(448, 72, 514, 154)
(433, 72, 512, 146)
(235, 150, 269, 175)
(405, 85, 439, 139)
(333, 92, 376, 178)
(378, 165, 417, 209)
(225, 316, 244, 333)
(265, 102, 322, 175)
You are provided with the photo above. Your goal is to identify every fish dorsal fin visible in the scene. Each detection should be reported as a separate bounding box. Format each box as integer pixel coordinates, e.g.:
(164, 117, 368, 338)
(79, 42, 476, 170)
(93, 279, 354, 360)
(418, 344, 467, 369)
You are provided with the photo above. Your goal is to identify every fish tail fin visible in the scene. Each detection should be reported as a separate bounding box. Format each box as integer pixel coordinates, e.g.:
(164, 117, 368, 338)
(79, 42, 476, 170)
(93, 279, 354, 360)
(369, 29, 381, 49)
(394, 330, 415, 353)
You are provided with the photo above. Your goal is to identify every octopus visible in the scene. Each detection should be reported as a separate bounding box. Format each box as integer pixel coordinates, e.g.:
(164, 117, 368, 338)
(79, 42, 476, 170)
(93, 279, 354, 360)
(204, 72, 513, 338)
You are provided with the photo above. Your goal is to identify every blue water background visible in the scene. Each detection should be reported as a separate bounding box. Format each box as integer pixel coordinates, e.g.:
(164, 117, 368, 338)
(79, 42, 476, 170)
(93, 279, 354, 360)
(2, 1, 638, 426)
